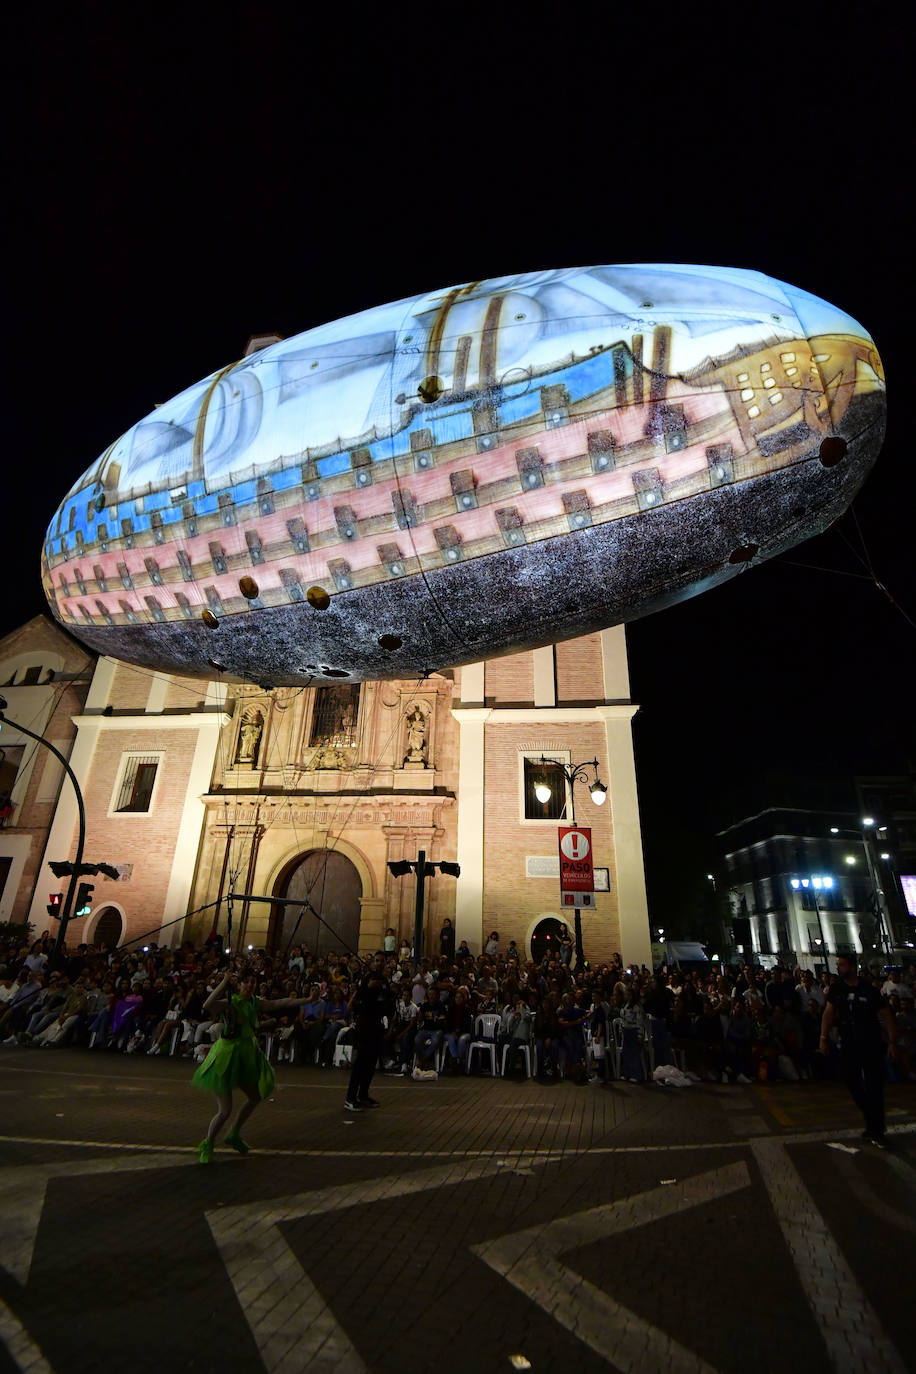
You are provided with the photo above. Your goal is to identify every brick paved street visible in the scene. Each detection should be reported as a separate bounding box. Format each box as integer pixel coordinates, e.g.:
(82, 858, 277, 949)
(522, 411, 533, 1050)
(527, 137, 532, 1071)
(1, 1050, 914, 1374)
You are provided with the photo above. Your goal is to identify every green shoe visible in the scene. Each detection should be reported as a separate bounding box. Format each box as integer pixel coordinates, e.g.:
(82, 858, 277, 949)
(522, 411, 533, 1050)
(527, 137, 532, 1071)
(224, 1130, 249, 1154)
(198, 1139, 214, 1164)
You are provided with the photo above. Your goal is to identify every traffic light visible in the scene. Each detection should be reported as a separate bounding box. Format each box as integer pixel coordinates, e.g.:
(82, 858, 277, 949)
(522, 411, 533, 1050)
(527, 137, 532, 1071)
(47, 892, 64, 919)
(75, 882, 94, 917)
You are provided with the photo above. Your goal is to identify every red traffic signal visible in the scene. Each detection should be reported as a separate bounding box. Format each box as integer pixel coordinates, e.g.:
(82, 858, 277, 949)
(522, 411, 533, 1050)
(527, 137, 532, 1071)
(47, 892, 64, 919)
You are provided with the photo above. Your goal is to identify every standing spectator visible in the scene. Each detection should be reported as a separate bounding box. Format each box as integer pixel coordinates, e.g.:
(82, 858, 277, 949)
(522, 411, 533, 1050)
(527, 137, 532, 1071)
(484, 931, 500, 959)
(345, 955, 392, 1110)
(383, 927, 397, 955)
(820, 953, 897, 1146)
(556, 924, 574, 967)
(438, 918, 456, 960)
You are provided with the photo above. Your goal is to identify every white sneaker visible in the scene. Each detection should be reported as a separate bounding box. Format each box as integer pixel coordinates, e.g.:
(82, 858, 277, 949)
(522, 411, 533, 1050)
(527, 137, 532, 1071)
(736, 1073, 751, 1084)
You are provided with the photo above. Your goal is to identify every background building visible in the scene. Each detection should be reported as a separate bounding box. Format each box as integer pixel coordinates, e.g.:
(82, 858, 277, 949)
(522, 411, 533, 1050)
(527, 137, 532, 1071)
(1, 617, 652, 966)
(719, 803, 915, 969)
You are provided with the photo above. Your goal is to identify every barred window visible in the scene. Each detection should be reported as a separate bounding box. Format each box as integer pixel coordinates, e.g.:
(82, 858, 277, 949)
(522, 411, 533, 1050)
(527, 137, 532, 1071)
(113, 755, 160, 813)
(521, 753, 570, 822)
(309, 685, 360, 748)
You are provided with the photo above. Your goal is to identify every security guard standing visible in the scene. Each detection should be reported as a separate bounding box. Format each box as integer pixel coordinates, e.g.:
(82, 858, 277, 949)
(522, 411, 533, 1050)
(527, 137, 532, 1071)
(819, 953, 897, 1146)
(344, 955, 393, 1111)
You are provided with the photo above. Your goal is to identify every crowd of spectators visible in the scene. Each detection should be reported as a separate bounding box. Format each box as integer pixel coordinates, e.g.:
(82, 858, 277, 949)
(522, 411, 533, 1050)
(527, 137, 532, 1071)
(1, 926, 914, 1087)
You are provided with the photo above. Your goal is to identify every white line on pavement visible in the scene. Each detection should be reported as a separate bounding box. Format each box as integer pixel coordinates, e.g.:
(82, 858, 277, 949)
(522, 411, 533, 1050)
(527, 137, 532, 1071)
(751, 1138, 907, 1374)
(206, 1158, 507, 1374)
(472, 1162, 752, 1374)
(0, 1297, 57, 1374)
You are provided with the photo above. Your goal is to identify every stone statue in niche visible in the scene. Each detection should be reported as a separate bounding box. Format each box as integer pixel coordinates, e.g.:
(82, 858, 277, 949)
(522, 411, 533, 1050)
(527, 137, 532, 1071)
(235, 709, 264, 767)
(403, 706, 429, 768)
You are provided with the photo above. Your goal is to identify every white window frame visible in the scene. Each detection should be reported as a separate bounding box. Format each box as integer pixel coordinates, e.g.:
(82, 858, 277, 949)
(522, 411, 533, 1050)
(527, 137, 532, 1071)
(108, 751, 165, 817)
(518, 749, 573, 826)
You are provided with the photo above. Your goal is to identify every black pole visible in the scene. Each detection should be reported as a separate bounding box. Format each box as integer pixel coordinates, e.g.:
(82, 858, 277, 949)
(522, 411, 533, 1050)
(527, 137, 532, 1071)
(0, 711, 86, 953)
(413, 849, 427, 971)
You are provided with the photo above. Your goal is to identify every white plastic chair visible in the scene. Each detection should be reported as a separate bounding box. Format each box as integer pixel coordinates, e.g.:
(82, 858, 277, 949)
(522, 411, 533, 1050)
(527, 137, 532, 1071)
(500, 1037, 533, 1078)
(332, 1024, 354, 1067)
(467, 1013, 500, 1074)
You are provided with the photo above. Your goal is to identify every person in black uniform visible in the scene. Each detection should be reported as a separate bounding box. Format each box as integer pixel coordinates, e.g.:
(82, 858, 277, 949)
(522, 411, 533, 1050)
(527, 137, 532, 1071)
(345, 955, 393, 1112)
(820, 953, 898, 1146)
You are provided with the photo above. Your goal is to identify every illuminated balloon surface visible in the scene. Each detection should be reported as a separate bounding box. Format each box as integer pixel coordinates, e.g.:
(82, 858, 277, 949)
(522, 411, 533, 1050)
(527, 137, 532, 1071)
(42, 265, 885, 684)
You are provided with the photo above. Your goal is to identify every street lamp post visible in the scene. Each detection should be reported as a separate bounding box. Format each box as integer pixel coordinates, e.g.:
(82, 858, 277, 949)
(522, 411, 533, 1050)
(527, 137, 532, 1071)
(790, 876, 832, 972)
(532, 755, 607, 971)
(387, 853, 460, 970)
(830, 820, 894, 956)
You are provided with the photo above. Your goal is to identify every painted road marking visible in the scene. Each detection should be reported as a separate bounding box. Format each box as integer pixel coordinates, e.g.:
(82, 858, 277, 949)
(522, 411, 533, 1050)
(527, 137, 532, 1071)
(206, 1158, 506, 1374)
(0, 1296, 56, 1374)
(0, 1153, 191, 1285)
(751, 1138, 907, 1374)
(472, 1163, 752, 1374)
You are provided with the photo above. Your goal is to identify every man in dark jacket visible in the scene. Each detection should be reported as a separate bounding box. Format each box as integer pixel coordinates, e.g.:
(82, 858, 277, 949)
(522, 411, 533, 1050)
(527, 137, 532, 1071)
(345, 956, 393, 1111)
(820, 954, 897, 1145)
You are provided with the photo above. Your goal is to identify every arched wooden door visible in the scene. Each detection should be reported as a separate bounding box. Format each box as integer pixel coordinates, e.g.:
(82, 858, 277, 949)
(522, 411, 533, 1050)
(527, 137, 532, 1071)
(91, 906, 124, 950)
(270, 850, 362, 956)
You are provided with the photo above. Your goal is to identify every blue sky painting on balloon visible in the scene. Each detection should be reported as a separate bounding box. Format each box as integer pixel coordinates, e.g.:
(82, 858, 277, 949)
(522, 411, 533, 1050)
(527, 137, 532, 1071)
(42, 264, 885, 686)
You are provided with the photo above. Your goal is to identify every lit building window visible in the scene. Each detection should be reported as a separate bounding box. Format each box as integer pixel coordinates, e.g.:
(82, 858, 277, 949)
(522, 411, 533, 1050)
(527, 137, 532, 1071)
(737, 372, 749, 383)
(764, 377, 776, 388)
(760, 362, 771, 373)
(747, 405, 761, 419)
(521, 753, 571, 821)
(768, 392, 783, 405)
(785, 366, 798, 376)
(112, 754, 161, 814)
(780, 352, 796, 363)
(309, 685, 360, 747)
(740, 388, 754, 401)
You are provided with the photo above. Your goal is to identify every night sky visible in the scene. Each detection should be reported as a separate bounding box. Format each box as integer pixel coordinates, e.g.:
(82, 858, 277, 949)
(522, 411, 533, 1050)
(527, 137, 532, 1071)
(7, 6, 913, 919)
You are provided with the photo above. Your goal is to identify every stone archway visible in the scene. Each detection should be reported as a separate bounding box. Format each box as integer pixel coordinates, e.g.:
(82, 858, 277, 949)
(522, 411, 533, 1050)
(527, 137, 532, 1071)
(270, 850, 362, 956)
(91, 906, 124, 950)
(530, 916, 566, 964)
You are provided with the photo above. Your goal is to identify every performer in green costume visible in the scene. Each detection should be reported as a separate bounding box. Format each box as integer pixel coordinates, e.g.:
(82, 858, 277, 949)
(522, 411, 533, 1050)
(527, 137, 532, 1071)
(192, 970, 312, 1163)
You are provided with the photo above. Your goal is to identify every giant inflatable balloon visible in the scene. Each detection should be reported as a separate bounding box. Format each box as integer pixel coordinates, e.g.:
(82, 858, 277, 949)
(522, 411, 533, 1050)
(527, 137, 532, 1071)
(42, 265, 885, 684)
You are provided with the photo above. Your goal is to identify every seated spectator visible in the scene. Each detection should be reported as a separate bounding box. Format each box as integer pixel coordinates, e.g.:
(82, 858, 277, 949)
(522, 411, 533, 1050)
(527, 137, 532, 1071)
(768, 1005, 802, 1080)
(1, 971, 46, 1042)
(318, 987, 348, 1066)
(750, 1003, 778, 1081)
(383, 983, 419, 1072)
(443, 988, 473, 1073)
(414, 987, 447, 1069)
(292, 985, 326, 1062)
(499, 995, 534, 1077)
(533, 995, 559, 1079)
(725, 1001, 753, 1082)
(695, 999, 727, 1082)
(34, 978, 89, 1047)
(24, 972, 70, 1038)
(619, 988, 647, 1082)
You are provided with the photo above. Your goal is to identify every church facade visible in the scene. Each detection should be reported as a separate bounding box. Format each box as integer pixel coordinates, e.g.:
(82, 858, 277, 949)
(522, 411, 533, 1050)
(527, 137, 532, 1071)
(0, 617, 651, 966)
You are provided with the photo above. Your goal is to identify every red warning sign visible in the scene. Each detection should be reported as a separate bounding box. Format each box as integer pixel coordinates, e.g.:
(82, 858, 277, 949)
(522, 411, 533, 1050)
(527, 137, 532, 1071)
(558, 826, 594, 893)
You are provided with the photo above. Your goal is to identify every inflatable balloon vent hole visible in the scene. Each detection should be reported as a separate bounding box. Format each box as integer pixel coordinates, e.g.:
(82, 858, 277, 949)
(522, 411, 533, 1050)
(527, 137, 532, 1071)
(201, 609, 220, 628)
(306, 585, 331, 611)
(728, 544, 759, 564)
(378, 635, 403, 652)
(418, 375, 443, 403)
(93, 492, 106, 514)
(238, 576, 259, 600)
(321, 667, 349, 678)
(818, 436, 848, 468)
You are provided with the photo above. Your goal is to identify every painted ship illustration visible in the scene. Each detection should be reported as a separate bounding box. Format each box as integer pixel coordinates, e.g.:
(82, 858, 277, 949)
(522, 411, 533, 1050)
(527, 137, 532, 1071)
(42, 265, 885, 684)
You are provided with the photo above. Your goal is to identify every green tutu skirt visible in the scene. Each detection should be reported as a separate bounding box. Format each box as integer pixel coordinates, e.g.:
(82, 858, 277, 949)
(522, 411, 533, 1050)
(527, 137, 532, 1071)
(191, 1034, 275, 1099)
